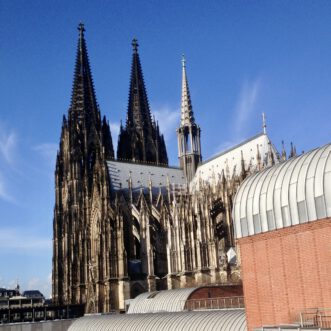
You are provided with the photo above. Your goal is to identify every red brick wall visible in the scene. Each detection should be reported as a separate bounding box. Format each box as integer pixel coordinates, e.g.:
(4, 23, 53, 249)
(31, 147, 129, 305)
(238, 217, 331, 331)
(188, 285, 243, 300)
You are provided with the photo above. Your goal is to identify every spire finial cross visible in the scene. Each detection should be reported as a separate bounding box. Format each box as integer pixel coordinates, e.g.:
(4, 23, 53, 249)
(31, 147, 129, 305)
(132, 38, 139, 53)
(78, 22, 85, 35)
(262, 112, 267, 134)
(182, 54, 186, 68)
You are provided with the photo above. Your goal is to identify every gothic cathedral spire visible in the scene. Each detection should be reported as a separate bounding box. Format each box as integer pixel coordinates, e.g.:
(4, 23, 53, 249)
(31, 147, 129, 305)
(68, 22, 114, 159)
(117, 39, 168, 165)
(180, 55, 195, 126)
(177, 56, 202, 182)
(53, 24, 117, 313)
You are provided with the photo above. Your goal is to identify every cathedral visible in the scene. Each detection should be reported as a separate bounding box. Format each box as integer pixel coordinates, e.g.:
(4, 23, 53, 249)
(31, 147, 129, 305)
(52, 24, 286, 313)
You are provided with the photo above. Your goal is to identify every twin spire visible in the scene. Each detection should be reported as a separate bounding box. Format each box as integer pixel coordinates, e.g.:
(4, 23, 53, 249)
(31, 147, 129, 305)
(71, 23, 97, 111)
(132, 38, 139, 53)
(68, 23, 114, 160)
(67, 24, 199, 169)
(70, 23, 99, 120)
(117, 34, 168, 164)
(125, 36, 153, 131)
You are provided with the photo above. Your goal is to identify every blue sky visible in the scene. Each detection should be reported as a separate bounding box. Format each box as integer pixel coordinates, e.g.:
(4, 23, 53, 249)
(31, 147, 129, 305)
(1, 1, 331, 298)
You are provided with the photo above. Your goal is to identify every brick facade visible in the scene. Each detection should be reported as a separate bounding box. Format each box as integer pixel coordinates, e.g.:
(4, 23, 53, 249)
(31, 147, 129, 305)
(238, 217, 331, 331)
(187, 285, 243, 300)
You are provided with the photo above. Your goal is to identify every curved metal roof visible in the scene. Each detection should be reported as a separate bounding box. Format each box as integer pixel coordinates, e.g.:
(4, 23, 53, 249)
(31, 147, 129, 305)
(68, 310, 247, 331)
(233, 143, 331, 238)
(127, 287, 197, 314)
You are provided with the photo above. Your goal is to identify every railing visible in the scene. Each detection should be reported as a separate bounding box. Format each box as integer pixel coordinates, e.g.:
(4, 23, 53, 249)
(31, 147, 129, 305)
(299, 308, 331, 328)
(185, 296, 244, 311)
(259, 326, 319, 330)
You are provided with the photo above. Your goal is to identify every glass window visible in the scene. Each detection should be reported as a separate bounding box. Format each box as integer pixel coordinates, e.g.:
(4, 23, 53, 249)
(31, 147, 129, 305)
(298, 201, 308, 223)
(240, 218, 248, 236)
(315, 195, 326, 219)
(267, 210, 275, 230)
(147, 291, 159, 299)
(253, 214, 261, 234)
(281, 205, 290, 227)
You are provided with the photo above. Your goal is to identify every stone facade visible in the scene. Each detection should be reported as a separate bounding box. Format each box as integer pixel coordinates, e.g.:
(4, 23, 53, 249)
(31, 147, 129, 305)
(52, 24, 129, 312)
(53, 25, 279, 313)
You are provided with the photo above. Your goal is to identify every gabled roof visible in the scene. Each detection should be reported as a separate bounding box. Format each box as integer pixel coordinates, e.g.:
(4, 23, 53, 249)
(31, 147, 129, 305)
(107, 160, 185, 192)
(191, 133, 279, 189)
(22, 290, 44, 298)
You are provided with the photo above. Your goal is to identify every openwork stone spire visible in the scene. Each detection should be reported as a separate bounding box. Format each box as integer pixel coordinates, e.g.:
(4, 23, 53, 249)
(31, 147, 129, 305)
(181, 55, 195, 126)
(177, 55, 202, 182)
(126, 38, 152, 131)
(70, 23, 99, 126)
(117, 39, 168, 165)
(53, 24, 117, 313)
(67, 23, 114, 159)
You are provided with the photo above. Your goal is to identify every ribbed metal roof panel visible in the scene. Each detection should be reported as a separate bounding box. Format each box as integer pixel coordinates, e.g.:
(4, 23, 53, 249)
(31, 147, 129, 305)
(68, 309, 247, 331)
(233, 143, 331, 238)
(127, 287, 197, 314)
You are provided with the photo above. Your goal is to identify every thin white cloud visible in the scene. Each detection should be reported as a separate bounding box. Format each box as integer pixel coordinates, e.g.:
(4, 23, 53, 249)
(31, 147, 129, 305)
(0, 277, 17, 290)
(0, 228, 52, 251)
(7, 279, 17, 289)
(153, 106, 180, 141)
(26, 274, 52, 298)
(33, 143, 58, 167)
(213, 78, 260, 155)
(0, 123, 18, 202)
(0, 173, 14, 202)
(234, 79, 260, 138)
(109, 121, 120, 154)
(0, 183, 12, 202)
(0, 125, 17, 165)
(0, 274, 52, 298)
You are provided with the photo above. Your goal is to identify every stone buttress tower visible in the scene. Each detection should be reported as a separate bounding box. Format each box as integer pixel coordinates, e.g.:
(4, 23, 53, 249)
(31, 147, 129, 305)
(117, 39, 168, 165)
(177, 56, 202, 182)
(53, 24, 129, 313)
